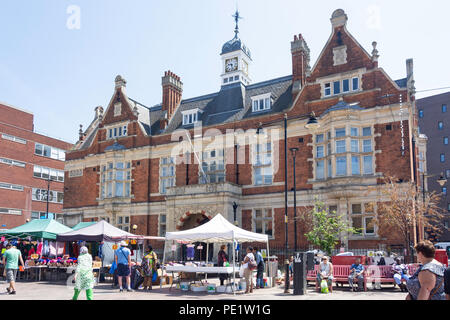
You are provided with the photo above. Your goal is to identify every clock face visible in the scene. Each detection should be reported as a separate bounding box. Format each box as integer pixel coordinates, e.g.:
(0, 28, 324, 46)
(225, 57, 238, 73)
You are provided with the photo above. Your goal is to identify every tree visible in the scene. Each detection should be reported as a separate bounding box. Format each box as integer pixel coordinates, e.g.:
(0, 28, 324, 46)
(373, 177, 446, 263)
(305, 199, 357, 255)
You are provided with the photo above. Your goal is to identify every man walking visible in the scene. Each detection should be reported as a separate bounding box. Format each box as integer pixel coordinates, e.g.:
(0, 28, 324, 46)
(2, 243, 24, 295)
(254, 247, 265, 289)
(114, 241, 132, 292)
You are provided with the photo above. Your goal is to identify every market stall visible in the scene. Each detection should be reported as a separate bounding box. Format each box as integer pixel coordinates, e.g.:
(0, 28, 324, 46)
(57, 220, 164, 283)
(163, 214, 269, 294)
(0, 219, 73, 281)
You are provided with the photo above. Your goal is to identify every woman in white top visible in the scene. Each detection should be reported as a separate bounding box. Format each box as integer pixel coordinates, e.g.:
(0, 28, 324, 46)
(316, 256, 333, 293)
(242, 247, 256, 294)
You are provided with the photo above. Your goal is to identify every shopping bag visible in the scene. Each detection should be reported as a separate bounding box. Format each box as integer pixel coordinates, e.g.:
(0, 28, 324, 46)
(109, 261, 117, 274)
(320, 279, 329, 294)
(152, 270, 158, 282)
(239, 267, 244, 277)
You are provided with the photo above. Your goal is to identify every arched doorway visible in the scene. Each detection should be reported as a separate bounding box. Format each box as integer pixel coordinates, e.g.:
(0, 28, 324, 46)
(179, 213, 213, 262)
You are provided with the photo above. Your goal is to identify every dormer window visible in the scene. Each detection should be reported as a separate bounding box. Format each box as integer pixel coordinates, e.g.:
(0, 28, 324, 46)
(182, 109, 201, 126)
(252, 93, 272, 112)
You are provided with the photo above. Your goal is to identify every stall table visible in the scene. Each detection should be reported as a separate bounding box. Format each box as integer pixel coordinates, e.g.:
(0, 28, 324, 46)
(165, 265, 240, 292)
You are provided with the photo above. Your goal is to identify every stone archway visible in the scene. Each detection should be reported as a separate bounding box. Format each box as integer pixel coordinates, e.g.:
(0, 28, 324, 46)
(176, 210, 213, 231)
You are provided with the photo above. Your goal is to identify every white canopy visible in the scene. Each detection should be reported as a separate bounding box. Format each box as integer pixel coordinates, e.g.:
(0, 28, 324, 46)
(165, 214, 268, 243)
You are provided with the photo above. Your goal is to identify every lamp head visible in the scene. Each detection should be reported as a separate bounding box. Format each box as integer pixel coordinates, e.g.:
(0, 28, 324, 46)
(305, 112, 320, 131)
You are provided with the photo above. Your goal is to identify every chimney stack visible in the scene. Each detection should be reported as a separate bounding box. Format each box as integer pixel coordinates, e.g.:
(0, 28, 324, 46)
(406, 59, 416, 97)
(161, 70, 183, 122)
(291, 33, 310, 94)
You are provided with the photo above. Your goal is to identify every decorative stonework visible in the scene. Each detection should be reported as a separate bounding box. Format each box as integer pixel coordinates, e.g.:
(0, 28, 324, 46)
(114, 102, 122, 117)
(333, 45, 347, 66)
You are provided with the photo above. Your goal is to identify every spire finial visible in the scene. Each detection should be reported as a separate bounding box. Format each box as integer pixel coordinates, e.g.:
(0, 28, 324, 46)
(232, 9, 242, 38)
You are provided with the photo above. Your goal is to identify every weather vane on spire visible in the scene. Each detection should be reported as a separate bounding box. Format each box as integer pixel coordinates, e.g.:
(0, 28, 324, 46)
(232, 9, 243, 38)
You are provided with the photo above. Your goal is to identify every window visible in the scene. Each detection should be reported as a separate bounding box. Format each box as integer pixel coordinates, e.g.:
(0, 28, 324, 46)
(182, 109, 201, 125)
(352, 78, 359, 91)
(328, 159, 332, 178)
(343, 79, 350, 92)
(101, 161, 131, 199)
(444, 137, 449, 145)
(160, 157, 175, 194)
(446, 169, 450, 179)
(363, 140, 372, 152)
(324, 83, 331, 96)
(0, 208, 22, 216)
(363, 156, 374, 175)
(441, 154, 446, 163)
(32, 188, 63, 203)
(350, 127, 358, 137)
(253, 143, 272, 185)
(336, 140, 346, 154)
(351, 140, 359, 153)
(1, 133, 26, 144)
(33, 165, 64, 182)
(200, 149, 225, 184)
(335, 128, 346, 138)
(316, 146, 325, 158)
(448, 203, 450, 212)
(443, 187, 447, 196)
(362, 127, 371, 136)
(316, 160, 325, 180)
(252, 94, 272, 112)
(253, 209, 273, 238)
(316, 134, 324, 143)
(69, 169, 83, 178)
(159, 214, 166, 236)
(419, 110, 424, 118)
(116, 216, 130, 232)
(351, 203, 376, 236)
(0, 182, 24, 191)
(35, 143, 65, 161)
(107, 125, 128, 140)
(336, 156, 347, 176)
(323, 77, 360, 97)
(443, 104, 447, 113)
(439, 122, 444, 130)
(351, 156, 360, 175)
(333, 81, 341, 95)
(0, 158, 25, 168)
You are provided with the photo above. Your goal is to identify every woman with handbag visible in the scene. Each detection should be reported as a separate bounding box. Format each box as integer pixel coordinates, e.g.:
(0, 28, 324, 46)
(242, 247, 256, 294)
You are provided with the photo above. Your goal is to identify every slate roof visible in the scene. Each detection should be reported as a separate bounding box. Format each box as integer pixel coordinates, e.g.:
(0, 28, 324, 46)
(322, 100, 364, 116)
(395, 78, 407, 88)
(221, 35, 252, 59)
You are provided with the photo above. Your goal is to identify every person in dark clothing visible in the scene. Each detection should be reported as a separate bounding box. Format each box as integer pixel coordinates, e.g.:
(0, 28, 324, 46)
(445, 266, 450, 300)
(254, 247, 265, 289)
(218, 245, 229, 286)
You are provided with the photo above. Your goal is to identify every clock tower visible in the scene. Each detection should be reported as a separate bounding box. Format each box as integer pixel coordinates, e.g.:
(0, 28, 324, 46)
(220, 10, 252, 86)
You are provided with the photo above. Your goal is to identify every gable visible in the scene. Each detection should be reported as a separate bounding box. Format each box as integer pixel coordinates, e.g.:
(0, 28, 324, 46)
(101, 87, 138, 126)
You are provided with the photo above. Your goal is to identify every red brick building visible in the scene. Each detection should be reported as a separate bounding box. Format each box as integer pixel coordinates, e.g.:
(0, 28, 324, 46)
(63, 9, 422, 255)
(0, 102, 73, 229)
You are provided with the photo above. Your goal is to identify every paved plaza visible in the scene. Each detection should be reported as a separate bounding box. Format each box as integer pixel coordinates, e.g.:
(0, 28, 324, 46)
(0, 280, 408, 300)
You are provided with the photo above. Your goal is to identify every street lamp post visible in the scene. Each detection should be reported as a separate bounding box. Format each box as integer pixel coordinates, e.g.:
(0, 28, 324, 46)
(290, 148, 299, 252)
(46, 176, 51, 218)
(232, 202, 238, 226)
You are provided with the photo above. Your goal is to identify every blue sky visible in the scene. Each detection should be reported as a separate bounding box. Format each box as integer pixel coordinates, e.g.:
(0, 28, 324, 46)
(1, 0, 449, 143)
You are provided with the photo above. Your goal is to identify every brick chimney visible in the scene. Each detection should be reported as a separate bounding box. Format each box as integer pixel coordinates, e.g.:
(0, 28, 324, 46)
(291, 34, 310, 94)
(162, 71, 183, 123)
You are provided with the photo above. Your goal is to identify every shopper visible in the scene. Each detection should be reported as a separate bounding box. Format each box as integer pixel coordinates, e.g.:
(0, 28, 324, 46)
(114, 241, 132, 292)
(444, 266, 450, 300)
(242, 247, 256, 294)
(141, 245, 158, 291)
(316, 256, 333, 293)
(2, 243, 24, 295)
(392, 258, 409, 292)
(254, 247, 265, 289)
(217, 244, 229, 286)
(348, 258, 364, 291)
(72, 246, 94, 300)
(406, 240, 445, 300)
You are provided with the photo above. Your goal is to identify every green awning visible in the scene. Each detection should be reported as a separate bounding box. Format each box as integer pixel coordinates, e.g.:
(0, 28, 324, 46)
(0, 219, 72, 240)
(72, 222, 96, 231)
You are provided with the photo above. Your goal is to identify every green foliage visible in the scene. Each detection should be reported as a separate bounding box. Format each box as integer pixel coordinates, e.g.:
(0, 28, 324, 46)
(305, 200, 358, 255)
